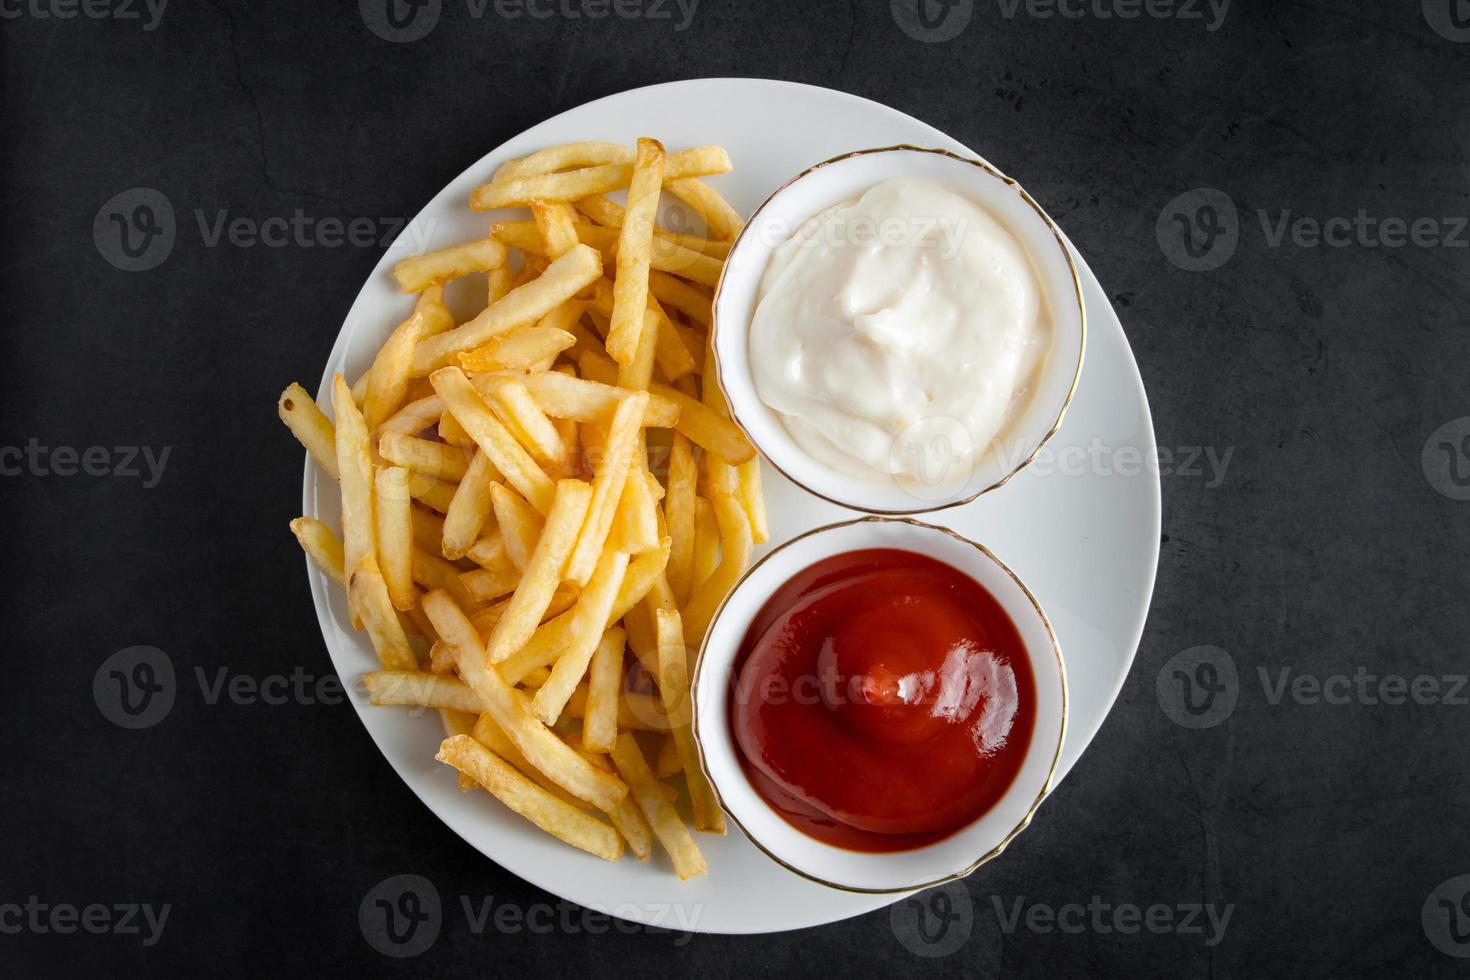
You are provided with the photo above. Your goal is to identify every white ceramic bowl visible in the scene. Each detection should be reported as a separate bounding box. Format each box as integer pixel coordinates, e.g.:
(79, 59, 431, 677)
(691, 517, 1067, 892)
(711, 145, 1086, 514)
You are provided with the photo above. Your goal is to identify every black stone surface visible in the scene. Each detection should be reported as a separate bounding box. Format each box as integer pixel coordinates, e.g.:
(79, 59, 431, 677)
(2, 1, 1467, 976)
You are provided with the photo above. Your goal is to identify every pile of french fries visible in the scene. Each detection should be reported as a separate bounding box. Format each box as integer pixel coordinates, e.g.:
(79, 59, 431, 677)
(277, 138, 768, 879)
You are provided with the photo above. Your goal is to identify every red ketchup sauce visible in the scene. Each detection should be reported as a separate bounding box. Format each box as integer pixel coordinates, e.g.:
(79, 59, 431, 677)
(730, 548, 1035, 852)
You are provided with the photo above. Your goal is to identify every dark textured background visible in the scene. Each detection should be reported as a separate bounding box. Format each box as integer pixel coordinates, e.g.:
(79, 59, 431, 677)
(3, 1, 1468, 976)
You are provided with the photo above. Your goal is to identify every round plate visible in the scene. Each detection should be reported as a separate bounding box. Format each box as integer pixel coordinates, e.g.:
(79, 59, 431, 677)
(304, 78, 1161, 935)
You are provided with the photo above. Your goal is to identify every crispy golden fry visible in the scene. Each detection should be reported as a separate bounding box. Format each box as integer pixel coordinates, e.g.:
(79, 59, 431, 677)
(460, 566, 519, 602)
(411, 245, 602, 376)
(441, 451, 499, 560)
(421, 590, 628, 811)
(432, 366, 557, 514)
(456, 326, 576, 373)
(470, 583, 578, 639)
(581, 627, 625, 754)
(666, 177, 744, 240)
(350, 556, 418, 670)
(654, 733, 683, 778)
(616, 308, 660, 391)
(532, 551, 630, 724)
(486, 479, 592, 664)
(564, 686, 669, 732)
(647, 270, 712, 328)
(289, 516, 346, 587)
(473, 146, 732, 210)
(471, 714, 594, 809)
(664, 434, 697, 604)
(650, 383, 754, 465)
(363, 312, 426, 431)
(737, 458, 769, 544)
(610, 462, 660, 555)
(410, 505, 446, 553)
(690, 495, 720, 595)
(489, 483, 543, 572)
(393, 236, 508, 292)
(479, 377, 569, 473)
(485, 264, 514, 307)
(531, 200, 581, 259)
(682, 492, 753, 646)
(410, 476, 459, 514)
(415, 284, 456, 337)
(606, 138, 665, 365)
(378, 431, 472, 482)
(379, 393, 443, 437)
(364, 670, 481, 713)
(515, 372, 679, 428)
(466, 530, 512, 572)
(577, 350, 620, 387)
(564, 392, 647, 586)
(411, 545, 479, 610)
(572, 195, 732, 257)
(610, 732, 706, 879)
(374, 467, 416, 611)
(497, 538, 668, 684)
(577, 745, 654, 859)
(655, 607, 724, 833)
(333, 375, 377, 625)
(437, 409, 475, 448)
(279, 383, 339, 479)
(437, 735, 623, 861)
(492, 140, 629, 182)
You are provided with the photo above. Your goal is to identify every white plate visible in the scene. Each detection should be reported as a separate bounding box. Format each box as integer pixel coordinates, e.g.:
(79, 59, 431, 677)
(304, 78, 1161, 935)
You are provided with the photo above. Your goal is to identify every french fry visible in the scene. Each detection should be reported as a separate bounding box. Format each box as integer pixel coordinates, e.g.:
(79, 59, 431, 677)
(415, 284, 456, 337)
(436, 735, 622, 861)
(737, 458, 769, 544)
(379, 431, 472, 482)
(289, 516, 346, 587)
(616, 308, 660, 392)
(516, 372, 679, 428)
(460, 566, 519, 602)
(655, 608, 724, 833)
(610, 457, 660, 554)
(564, 686, 669, 732)
(565, 392, 647, 586)
(486, 479, 593, 663)
(489, 483, 543, 573)
(438, 410, 475, 449)
(610, 732, 706, 880)
(485, 264, 514, 307)
(393, 236, 508, 293)
(492, 140, 629, 181)
(333, 374, 376, 625)
(471, 714, 596, 810)
(532, 551, 630, 724)
(682, 492, 753, 646)
(577, 350, 620, 387)
(363, 312, 426, 431)
(531, 200, 581, 259)
(441, 451, 499, 560)
(350, 556, 418, 671)
(577, 746, 654, 860)
(648, 270, 712, 329)
(690, 495, 720, 595)
(606, 138, 665, 365)
(470, 583, 579, 639)
(479, 377, 569, 473)
(497, 538, 668, 684)
(654, 733, 683, 779)
(410, 476, 459, 514)
(374, 467, 416, 611)
(651, 383, 755, 465)
(473, 146, 732, 210)
(410, 505, 447, 553)
(411, 244, 602, 376)
(581, 627, 625, 754)
(379, 394, 443, 437)
(278, 383, 339, 479)
(456, 326, 576, 373)
(664, 434, 697, 603)
(666, 177, 744, 240)
(421, 590, 628, 811)
(364, 670, 481, 713)
(466, 530, 513, 572)
(431, 366, 556, 514)
(412, 546, 479, 610)
(571, 195, 732, 257)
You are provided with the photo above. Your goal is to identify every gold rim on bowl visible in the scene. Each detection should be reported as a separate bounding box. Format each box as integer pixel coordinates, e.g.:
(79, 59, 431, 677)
(689, 515, 1070, 894)
(709, 144, 1088, 516)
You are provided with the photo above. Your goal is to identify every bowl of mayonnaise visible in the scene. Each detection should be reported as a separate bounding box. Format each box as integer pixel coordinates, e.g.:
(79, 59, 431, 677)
(711, 145, 1085, 514)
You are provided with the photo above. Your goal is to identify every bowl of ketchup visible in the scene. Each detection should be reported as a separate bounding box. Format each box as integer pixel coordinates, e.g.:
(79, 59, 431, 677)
(692, 517, 1066, 893)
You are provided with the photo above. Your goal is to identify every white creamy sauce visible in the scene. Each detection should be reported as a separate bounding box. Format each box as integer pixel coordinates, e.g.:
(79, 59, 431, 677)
(749, 177, 1051, 489)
